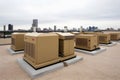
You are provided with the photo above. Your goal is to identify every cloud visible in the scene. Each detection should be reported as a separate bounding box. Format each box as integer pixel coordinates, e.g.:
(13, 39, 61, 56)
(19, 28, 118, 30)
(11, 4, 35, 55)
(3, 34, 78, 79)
(58, 0, 120, 20)
(0, 0, 120, 26)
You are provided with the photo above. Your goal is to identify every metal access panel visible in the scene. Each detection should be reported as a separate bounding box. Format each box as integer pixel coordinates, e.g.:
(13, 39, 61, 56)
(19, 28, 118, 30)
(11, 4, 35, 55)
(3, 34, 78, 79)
(75, 34, 99, 51)
(83, 32, 103, 45)
(98, 33, 111, 44)
(23, 33, 60, 69)
(11, 33, 25, 51)
(110, 33, 120, 41)
(56, 33, 76, 61)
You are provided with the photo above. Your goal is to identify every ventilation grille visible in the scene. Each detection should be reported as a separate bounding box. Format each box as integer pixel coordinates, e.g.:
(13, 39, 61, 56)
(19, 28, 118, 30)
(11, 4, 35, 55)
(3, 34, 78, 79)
(76, 38, 88, 47)
(11, 38, 15, 45)
(99, 36, 106, 42)
(111, 34, 117, 39)
(25, 42, 35, 59)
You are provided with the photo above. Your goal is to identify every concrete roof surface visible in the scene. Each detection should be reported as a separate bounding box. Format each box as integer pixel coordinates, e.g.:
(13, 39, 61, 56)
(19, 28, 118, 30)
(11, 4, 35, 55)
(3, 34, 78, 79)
(0, 43, 120, 80)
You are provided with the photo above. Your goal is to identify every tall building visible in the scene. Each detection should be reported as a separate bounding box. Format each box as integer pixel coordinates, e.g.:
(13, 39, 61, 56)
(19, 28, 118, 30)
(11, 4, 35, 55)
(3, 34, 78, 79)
(8, 24, 13, 31)
(31, 19, 38, 32)
(32, 19, 38, 27)
(54, 25, 57, 31)
(4, 25, 6, 31)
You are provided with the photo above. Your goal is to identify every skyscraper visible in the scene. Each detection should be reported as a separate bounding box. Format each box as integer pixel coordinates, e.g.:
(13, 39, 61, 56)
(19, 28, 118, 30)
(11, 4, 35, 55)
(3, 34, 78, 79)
(32, 19, 38, 27)
(31, 19, 38, 32)
(8, 24, 13, 31)
(54, 25, 57, 31)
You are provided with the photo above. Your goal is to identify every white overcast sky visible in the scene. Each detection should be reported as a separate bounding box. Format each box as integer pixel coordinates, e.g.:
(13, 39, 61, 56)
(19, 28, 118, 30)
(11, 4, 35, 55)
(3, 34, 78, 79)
(0, 0, 120, 30)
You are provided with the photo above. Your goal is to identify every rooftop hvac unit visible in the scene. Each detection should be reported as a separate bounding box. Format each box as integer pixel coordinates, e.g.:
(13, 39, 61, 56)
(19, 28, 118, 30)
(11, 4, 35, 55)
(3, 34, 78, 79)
(56, 33, 76, 61)
(97, 33, 111, 44)
(110, 33, 120, 41)
(23, 33, 60, 69)
(75, 34, 99, 51)
(11, 33, 25, 51)
(83, 32, 104, 45)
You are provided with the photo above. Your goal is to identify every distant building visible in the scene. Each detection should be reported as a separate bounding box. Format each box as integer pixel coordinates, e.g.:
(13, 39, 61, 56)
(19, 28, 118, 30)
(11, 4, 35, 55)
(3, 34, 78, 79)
(31, 19, 38, 32)
(64, 26, 68, 32)
(4, 25, 6, 31)
(32, 19, 38, 27)
(54, 25, 57, 31)
(88, 26, 98, 31)
(8, 24, 13, 31)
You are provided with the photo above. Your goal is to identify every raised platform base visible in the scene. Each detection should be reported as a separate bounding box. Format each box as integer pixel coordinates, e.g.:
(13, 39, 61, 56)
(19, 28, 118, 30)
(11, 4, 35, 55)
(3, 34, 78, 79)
(100, 42, 117, 47)
(75, 47, 106, 55)
(112, 40, 120, 43)
(63, 56, 83, 66)
(17, 56, 82, 79)
(17, 58, 64, 79)
(7, 48, 24, 55)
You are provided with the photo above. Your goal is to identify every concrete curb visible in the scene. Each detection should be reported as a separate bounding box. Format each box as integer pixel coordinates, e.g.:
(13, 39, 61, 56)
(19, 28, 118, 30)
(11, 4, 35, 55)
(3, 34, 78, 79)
(63, 56, 83, 66)
(100, 42, 117, 47)
(7, 48, 24, 55)
(17, 58, 64, 79)
(75, 47, 106, 55)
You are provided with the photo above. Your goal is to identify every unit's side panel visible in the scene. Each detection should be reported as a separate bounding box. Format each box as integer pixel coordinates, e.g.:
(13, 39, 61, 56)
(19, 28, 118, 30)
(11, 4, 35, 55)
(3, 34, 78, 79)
(11, 35, 16, 50)
(37, 36, 59, 64)
(90, 36, 98, 50)
(69, 40, 74, 55)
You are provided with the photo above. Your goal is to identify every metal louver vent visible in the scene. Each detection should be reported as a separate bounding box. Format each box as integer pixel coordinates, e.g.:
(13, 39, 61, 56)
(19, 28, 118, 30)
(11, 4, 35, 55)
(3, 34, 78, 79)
(76, 38, 88, 47)
(99, 36, 106, 42)
(111, 34, 117, 39)
(25, 42, 35, 59)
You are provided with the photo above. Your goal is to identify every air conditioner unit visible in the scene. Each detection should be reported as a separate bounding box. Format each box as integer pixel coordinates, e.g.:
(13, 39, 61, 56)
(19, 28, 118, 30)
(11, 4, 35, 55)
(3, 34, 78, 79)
(11, 33, 25, 51)
(110, 33, 120, 41)
(56, 33, 76, 61)
(75, 34, 99, 51)
(23, 33, 60, 69)
(83, 32, 103, 44)
(97, 33, 111, 44)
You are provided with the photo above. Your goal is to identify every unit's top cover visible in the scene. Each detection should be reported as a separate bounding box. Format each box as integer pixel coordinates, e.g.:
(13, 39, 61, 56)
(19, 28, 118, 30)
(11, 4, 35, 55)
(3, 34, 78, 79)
(56, 33, 74, 39)
(25, 33, 58, 37)
(71, 32, 80, 35)
(78, 34, 96, 37)
(12, 32, 26, 35)
(97, 33, 110, 35)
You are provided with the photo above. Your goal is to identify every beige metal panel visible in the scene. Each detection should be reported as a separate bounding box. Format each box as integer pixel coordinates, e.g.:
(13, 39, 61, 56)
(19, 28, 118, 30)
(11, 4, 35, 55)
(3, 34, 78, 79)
(37, 35, 59, 64)
(24, 33, 60, 69)
(56, 32, 76, 61)
(75, 34, 99, 51)
(98, 33, 111, 44)
(83, 32, 111, 44)
(110, 33, 120, 41)
(11, 33, 26, 51)
(103, 32, 120, 41)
